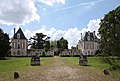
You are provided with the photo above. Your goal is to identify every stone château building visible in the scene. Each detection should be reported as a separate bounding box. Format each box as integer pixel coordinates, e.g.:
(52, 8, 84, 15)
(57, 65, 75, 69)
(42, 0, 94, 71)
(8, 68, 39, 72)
(11, 28, 28, 56)
(11, 28, 98, 56)
(77, 31, 99, 55)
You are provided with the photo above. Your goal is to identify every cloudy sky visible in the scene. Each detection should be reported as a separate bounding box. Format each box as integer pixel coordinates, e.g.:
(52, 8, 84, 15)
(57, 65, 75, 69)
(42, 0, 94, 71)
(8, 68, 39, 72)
(0, 0, 120, 48)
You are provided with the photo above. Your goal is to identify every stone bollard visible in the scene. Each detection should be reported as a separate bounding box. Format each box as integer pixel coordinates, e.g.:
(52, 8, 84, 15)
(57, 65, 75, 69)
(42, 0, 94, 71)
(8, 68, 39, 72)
(78, 55, 87, 66)
(103, 69, 110, 75)
(14, 71, 19, 79)
(31, 55, 40, 66)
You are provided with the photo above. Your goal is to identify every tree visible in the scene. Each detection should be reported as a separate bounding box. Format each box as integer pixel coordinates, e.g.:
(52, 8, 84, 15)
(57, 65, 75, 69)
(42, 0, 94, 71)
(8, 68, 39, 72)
(57, 37, 68, 52)
(98, 6, 120, 68)
(44, 37, 50, 51)
(0, 28, 11, 59)
(71, 46, 76, 49)
(30, 33, 50, 51)
(50, 40, 57, 49)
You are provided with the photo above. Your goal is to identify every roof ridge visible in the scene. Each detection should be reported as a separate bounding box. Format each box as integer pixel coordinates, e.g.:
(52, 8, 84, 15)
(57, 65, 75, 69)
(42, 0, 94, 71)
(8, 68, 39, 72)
(13, 28, 26, 39)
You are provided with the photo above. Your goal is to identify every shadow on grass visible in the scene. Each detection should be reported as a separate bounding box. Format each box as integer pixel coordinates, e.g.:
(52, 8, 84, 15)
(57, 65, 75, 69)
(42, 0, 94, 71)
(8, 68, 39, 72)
(78, 64, 91, 67)
(0, 57, 9, 60)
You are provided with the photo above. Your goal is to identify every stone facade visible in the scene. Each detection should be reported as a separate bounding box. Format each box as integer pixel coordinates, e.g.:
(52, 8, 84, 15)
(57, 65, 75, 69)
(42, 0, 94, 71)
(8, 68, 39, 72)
(78, 31, 99, 55)
(45, 50, 54, 56)
(29, 49, 44, 56)
(28, 49, 54, 56)
(60, 49, 81, 56)
(11, 28, 27, 56)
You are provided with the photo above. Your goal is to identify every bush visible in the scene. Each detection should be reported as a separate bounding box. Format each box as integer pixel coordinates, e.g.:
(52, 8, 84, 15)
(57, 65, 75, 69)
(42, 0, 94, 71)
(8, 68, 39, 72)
(59, 54, 80, 57)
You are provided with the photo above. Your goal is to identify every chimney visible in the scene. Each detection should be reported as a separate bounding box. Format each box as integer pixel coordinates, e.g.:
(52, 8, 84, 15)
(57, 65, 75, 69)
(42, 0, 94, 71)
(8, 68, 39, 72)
(93, 31, 95, 38)
(14, 28, 15, 38)
(81, 33, 82, 40)
(88, 31, 90, 35)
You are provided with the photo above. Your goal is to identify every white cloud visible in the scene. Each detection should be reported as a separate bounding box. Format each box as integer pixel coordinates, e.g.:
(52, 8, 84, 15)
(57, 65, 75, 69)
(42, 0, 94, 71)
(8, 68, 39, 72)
(38, 0, 65, 6)
(87, 19, 100, 36)
(0, 0, 40, 25)
(10, 18, 100, 49)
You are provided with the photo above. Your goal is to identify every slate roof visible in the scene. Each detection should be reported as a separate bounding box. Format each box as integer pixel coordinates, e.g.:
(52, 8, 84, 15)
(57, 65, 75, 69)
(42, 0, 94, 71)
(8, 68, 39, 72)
(13, 28, 26, 39)
(83, 31, 98, 41)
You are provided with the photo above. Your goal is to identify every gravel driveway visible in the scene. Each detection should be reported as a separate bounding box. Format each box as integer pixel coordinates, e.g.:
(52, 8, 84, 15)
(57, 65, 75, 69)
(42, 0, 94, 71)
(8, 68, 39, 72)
(11, 57, 120, 81)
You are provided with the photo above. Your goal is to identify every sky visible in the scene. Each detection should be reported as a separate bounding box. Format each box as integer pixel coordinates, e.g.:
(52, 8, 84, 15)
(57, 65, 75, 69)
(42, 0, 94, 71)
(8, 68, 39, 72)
(0, 0, 120, 48)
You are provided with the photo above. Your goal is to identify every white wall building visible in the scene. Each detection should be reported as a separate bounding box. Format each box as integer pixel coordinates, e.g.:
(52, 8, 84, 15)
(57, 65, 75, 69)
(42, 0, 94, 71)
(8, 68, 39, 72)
(11, 28, 28, 56)
(78, 31, 99, 55)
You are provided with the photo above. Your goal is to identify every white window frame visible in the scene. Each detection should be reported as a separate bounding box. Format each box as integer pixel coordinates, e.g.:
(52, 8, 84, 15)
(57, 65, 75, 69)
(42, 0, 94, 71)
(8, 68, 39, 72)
(17, 33, 20, 38)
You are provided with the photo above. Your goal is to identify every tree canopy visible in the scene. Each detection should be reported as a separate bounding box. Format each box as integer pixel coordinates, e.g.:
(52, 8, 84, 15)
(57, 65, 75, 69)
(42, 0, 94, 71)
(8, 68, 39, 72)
(0, 28, 11, 59)
(50, 40, 57, 49)
(30, 33, 50, 51)
(98, 6, 120, 68)
(57, 37, 68, 51)
(99, 6, 120, 56)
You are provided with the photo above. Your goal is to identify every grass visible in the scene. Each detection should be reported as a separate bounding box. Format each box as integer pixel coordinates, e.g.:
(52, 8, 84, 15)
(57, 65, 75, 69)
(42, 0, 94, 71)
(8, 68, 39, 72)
(88, 57, 111, 69)
(0, 57, 120, 80)
(0, 57, 53, 76)
(0, 57, 30, 74)
(62, 57, 120, 78)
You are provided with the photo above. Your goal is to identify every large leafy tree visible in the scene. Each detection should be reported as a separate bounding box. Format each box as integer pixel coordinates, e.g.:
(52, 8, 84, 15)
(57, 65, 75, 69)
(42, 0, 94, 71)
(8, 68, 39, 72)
(98, 6, 120, 68)
(0, 28, 11, 59)
(57, 37, 68, 51)
(50, 40, 57, 49)
(44, 37, 50, 51)
(30, 33, 50, 51)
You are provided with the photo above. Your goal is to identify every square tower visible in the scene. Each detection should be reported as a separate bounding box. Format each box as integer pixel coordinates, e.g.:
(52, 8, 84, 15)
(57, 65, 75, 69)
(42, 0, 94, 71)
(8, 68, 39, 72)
(11, 28, 28, 56)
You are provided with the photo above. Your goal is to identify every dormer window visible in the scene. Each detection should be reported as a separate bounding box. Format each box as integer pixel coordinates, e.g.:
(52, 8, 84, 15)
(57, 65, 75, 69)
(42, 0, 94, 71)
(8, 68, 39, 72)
(87, 36, 90, 41)
(17, 33, 20, 38)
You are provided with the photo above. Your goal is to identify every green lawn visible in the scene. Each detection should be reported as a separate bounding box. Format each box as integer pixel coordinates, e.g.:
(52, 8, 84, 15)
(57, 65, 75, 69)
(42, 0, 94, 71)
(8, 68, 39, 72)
(0, 57, 120, 79)
(0, 58, 29, 73)
(62, 57, 120, 78)
(0, 57, 53, 75)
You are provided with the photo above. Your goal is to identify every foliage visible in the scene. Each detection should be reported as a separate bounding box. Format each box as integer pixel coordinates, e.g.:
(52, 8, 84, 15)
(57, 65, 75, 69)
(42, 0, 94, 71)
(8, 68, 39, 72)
(30, 33, 50, 51)
(98, 6, 120, 68)
(60, 54, 80, 57)
(95, 50, 101, 55)
(57, 37, 68, 53)
(0, 28, 11, 59)
(57, 37, 68, 49)
(50, 40, 57, 49)
(71, 46, 76, 49)
(44, 40, 50, 52)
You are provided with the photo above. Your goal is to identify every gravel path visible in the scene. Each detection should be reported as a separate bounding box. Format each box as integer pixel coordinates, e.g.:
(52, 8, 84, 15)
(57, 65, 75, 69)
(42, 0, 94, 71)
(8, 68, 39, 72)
(14, 57, 119, 81)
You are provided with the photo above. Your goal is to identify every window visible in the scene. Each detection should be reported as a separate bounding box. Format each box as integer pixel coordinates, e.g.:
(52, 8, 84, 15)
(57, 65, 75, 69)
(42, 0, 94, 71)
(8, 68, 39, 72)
(14, 43, 15, 49)
(91, 52, 93, 54)
(84, 44, 88, 49)
(17, 51, 20, 55)
(87, 36, 90, 41)
(97, 45, 99, 49)
(18, 44, 20, 49)
(17, 33, 20, 38)
(88, 51, 90, 55)
(22, 43, 23, 49)
(90, 44, 94, 49)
